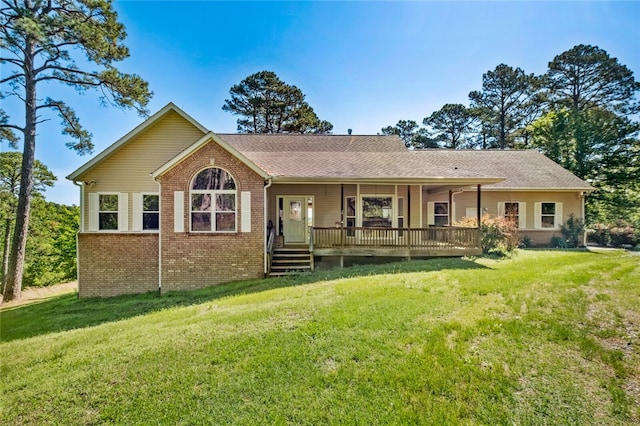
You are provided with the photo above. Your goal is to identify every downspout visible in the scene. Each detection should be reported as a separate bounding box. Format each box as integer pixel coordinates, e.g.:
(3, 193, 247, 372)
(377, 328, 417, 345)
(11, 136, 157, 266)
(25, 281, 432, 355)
(264, 177, 273, 275)
(72, 180, 84, 299)
(450, 189, 464, 225)
(152, 174, 162, 296)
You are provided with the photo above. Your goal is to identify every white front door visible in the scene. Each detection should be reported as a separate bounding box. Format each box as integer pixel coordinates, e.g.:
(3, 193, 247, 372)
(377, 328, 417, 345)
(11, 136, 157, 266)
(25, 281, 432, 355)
(283, 197, 307, 243)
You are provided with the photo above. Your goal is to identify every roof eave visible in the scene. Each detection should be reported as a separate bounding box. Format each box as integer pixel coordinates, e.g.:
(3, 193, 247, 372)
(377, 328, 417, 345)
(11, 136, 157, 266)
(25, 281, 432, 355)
(479, 186, 595, 192)
(270, 176, 505, 185)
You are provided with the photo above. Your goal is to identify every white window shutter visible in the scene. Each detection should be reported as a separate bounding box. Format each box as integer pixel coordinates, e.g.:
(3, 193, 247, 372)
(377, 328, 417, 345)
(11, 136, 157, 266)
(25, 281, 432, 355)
(497, 202, 505, 217)
(118, 193, 128, 231)
(465, 207, 477, 218)
(427, 202, 434, 226)
(534, 202, 542, 229)
(555, 202, 563, 229)
(519, 202, 527, 229)
(174, 191, 184, 232)
(132, 193, 143, 231)
(241, 191, 251, 233)
(88, 193, 98, 231)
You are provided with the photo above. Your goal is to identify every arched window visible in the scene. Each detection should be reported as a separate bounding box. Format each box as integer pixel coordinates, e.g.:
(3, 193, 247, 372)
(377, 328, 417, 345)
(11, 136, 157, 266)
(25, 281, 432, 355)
(190, 167, 237, 232)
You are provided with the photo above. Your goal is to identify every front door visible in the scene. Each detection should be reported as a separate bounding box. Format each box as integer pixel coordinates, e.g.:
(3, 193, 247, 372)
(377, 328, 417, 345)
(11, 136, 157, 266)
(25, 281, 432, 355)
(283, 197, 307, 244)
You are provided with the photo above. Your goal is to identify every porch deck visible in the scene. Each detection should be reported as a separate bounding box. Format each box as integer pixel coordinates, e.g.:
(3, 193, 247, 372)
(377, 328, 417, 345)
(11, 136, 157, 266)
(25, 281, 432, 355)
(309, 226, 482, 257)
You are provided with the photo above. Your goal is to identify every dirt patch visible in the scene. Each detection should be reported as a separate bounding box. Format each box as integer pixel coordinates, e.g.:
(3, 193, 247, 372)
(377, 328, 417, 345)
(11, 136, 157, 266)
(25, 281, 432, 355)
(0, 281, 77, 309)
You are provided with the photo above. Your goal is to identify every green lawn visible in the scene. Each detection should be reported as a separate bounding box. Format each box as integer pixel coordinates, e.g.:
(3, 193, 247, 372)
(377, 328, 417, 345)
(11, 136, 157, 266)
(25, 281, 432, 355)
(1, 250, 638, 425)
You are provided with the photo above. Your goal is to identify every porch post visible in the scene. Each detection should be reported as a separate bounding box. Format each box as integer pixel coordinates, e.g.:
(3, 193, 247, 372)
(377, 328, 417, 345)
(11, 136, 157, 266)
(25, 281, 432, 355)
(407, 185, 411, 227)
(476, 184, 482, 225)
(340, 184, 344, 226)
(448, 190, 453, 226)
(477, 184, 482, 250)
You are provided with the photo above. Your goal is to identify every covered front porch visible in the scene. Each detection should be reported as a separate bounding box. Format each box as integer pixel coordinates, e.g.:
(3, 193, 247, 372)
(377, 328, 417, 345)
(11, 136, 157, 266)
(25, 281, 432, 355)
(266, 179, 494, 274)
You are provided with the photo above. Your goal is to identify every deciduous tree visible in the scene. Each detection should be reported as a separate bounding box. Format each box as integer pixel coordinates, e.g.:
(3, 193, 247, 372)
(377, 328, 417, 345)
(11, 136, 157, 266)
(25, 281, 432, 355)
(0, 0, 152, 301)
(0, 152, 55, 293)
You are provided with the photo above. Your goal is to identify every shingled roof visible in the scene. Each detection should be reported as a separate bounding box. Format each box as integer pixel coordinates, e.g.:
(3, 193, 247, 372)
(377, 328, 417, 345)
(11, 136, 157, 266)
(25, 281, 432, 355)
(218, 134, 498, 182)
(217, 134, 592, 190)
(414, 150, 593, 190)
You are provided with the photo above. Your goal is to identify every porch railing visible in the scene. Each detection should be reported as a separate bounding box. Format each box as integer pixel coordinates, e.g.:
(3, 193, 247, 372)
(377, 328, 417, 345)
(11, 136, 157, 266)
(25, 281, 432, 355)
(309, 226, 480, 251)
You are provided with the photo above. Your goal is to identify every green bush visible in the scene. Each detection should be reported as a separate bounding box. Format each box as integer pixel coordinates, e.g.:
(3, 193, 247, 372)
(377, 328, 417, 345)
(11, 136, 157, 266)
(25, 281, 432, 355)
(519, 235, 533, 248)
(558, 213, 584, 248)
(589, 223, 611, 246)
(550, 235, 569, 248)
(588, 221, 638, 248)
(609, 220, 639, 247)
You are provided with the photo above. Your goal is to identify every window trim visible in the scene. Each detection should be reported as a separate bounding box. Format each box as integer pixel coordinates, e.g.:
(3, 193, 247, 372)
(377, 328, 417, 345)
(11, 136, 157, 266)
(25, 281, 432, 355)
(427, 201, 449, 227)
(135, 193, 160, 232)
(189, 166, 238, 233)
(98, 193, 119, 231)
(88, 192, 127, 232)
(534, 201, 563, 230)
(498, 201, 527, 229)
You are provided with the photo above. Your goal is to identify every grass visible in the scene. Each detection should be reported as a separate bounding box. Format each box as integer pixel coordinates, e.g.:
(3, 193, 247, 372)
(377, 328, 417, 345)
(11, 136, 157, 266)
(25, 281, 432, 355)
(0, 249, 638, 425)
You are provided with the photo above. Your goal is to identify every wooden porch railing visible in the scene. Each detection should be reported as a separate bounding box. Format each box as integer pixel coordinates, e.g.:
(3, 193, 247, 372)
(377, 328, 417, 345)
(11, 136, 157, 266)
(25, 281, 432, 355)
(309, 226, 480, 251)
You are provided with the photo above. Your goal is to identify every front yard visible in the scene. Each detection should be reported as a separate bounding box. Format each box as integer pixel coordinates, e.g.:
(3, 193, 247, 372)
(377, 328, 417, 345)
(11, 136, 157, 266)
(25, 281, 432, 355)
(1, 249, 638, 424)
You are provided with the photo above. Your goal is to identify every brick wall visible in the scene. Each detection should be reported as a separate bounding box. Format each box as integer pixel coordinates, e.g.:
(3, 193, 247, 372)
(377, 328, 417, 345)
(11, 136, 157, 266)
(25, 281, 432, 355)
(159, 140, 265, 293)
(77, 233, 159, 298)
(520, 230, 583, 247)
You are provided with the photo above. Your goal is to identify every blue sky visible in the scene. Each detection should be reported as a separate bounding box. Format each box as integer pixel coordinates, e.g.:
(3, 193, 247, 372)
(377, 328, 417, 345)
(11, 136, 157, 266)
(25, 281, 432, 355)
(2, 1, 639, 205)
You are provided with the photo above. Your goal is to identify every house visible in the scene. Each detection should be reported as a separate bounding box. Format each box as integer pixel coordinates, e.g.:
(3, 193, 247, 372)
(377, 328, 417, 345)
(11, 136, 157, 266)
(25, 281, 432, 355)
(67, 103, 593, 298)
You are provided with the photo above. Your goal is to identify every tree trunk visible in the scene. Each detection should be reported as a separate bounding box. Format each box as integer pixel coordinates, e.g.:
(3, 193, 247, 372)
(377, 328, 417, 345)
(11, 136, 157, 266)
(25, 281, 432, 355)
(3, 41, 36, 302)
(1, 217, 11, 293)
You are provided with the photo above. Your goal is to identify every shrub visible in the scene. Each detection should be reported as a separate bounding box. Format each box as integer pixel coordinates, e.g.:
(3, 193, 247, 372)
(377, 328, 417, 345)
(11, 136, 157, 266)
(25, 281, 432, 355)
(558, 213, 584, 248)
(588, 221, 638, 248)
(589, 223, 611, 246)
(609, 220, 638, 247)
(550, 235, 569, 248)
(520, 235, 533, 248)
(455, 215, 519, 255)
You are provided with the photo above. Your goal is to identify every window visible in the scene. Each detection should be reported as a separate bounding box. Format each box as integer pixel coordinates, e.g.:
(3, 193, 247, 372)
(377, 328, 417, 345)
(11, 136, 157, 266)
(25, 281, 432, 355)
(99, 194, 118, 230)
(142, 194, 159, 230)
(535, 202, 562, 229)
(504, 202, 519, 224)
(541, 203, 556, 228)
(434, 202, 449, 227)
(190, 167, 237, 232)
(362, 196, 392, 227)
(498, 202, 526, 229)
(345, 196, 356, 236)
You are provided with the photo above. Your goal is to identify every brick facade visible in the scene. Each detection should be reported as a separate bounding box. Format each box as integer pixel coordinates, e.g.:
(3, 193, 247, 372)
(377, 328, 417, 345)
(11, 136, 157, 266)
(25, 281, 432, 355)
(77, 233, 159, 298)
(159, 140, 265, 293)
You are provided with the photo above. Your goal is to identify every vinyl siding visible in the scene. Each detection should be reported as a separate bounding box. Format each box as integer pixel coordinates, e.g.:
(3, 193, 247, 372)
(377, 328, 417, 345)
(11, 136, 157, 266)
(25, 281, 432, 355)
(269, 184, 341, 228)
(452, 190, 582, 230)
(79, 111, 205, 230)
(268, 183, 420, 229)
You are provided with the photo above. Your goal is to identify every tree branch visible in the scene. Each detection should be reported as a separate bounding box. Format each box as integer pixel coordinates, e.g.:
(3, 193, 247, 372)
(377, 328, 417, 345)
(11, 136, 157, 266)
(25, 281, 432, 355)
(0, 123, 24, 132)
(0, 72, 25, 84)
